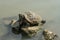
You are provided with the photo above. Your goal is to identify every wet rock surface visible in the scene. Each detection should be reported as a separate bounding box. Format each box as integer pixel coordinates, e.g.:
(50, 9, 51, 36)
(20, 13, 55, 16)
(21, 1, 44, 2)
(42, 29, 58, 40)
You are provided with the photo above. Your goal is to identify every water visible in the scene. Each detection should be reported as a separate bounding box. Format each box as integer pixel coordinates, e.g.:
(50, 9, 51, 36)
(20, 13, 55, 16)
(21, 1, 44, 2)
(0, 0, 60, 40)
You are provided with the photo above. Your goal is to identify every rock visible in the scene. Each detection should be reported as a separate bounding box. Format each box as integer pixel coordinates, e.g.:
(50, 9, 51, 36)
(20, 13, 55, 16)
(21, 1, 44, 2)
(21, 26, 41, 37)
(10, 11, 46, 37)
(42, 29, 58, 40)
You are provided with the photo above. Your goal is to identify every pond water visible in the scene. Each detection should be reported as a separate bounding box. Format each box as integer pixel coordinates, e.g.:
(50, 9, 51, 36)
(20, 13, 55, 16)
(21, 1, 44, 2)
(0, 0, 60, 40)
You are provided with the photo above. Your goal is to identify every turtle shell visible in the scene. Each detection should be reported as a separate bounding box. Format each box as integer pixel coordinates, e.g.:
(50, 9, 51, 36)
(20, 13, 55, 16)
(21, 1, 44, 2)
(24, 11, 42, 25)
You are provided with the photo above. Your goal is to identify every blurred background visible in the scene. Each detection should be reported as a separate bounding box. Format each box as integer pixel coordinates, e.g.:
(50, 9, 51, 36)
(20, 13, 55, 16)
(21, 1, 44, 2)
(0, 0, 60, 40)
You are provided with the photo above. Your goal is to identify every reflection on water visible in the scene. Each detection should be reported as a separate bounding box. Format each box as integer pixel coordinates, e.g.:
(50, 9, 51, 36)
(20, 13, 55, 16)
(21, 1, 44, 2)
(0, 0, 60, 40)
(0, 17, 44, 40)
